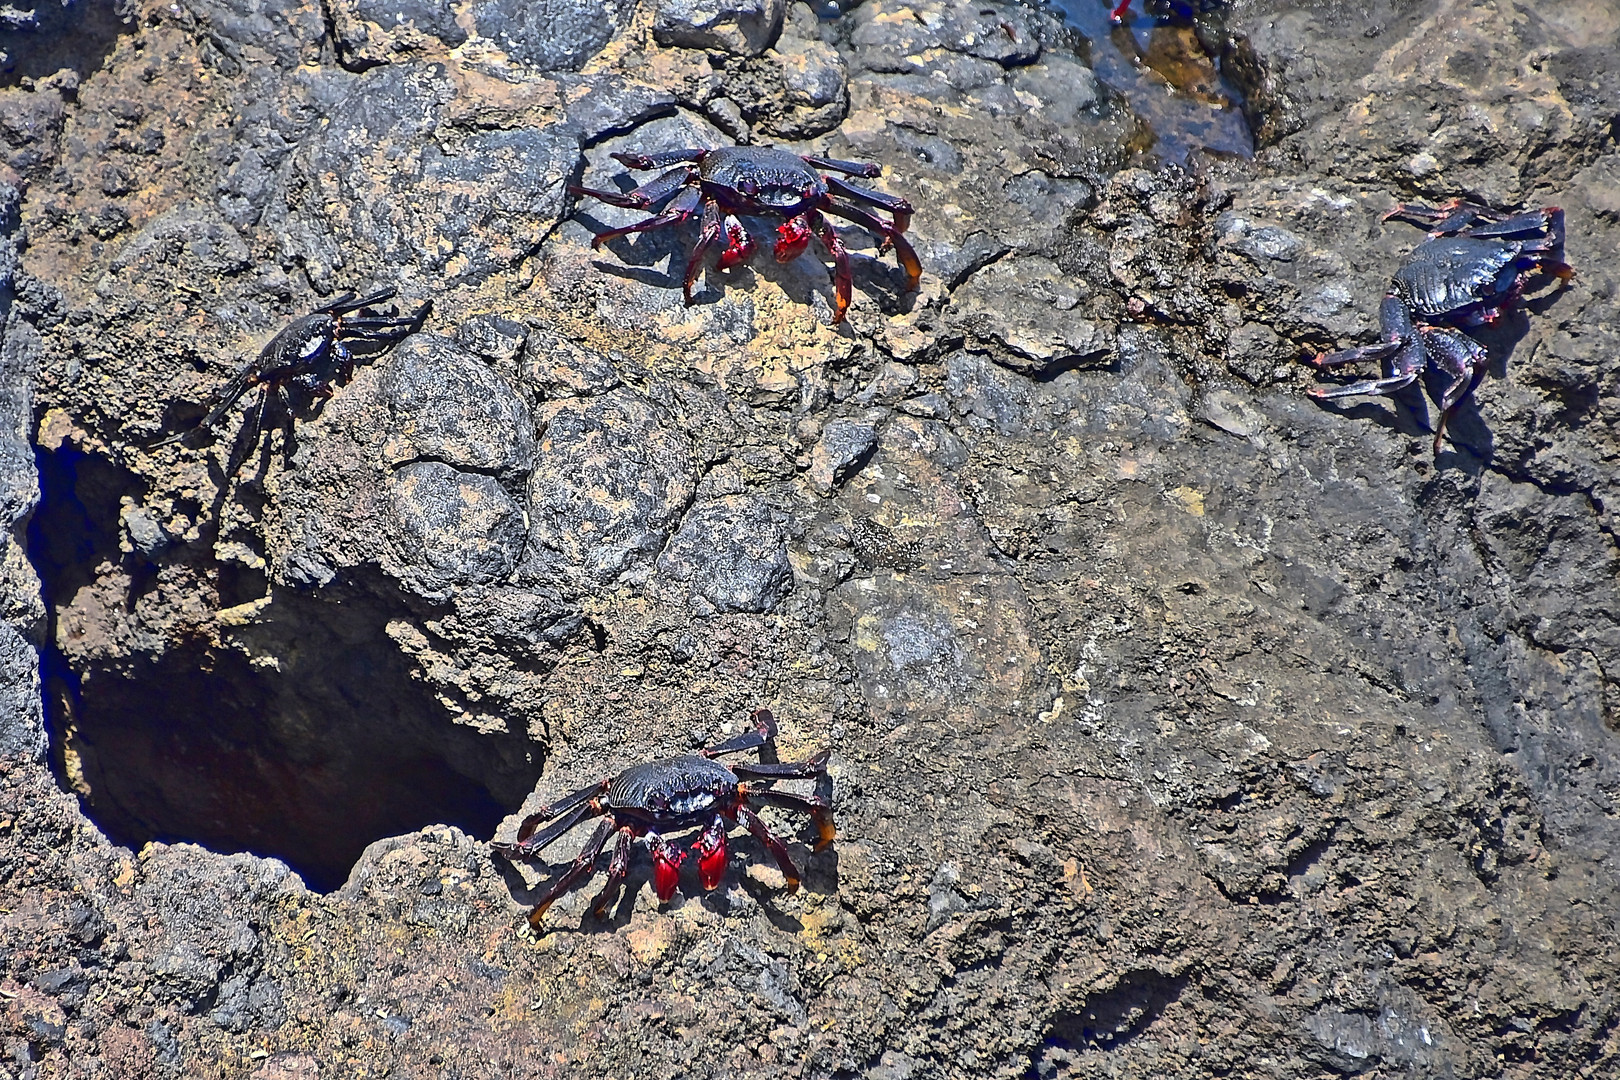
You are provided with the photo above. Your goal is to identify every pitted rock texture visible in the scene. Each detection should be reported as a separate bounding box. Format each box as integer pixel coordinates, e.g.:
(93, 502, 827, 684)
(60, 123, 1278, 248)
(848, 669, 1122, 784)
(2, 1, 1620, 1078)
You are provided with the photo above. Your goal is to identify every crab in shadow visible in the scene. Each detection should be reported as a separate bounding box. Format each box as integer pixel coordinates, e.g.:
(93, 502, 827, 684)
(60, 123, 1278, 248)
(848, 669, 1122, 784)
(157, 288, 431, 473)
(1303, 200, 1574, 453)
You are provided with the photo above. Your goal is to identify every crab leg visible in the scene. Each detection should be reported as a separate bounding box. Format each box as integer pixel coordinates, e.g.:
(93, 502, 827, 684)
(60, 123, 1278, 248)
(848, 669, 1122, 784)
(683, 198, 727, 304)
(703, 709, 778, 758)
(316, 287, 397, 315)
(219, 383, 271, 477)
(800, 155, 882, 179)
(737, 806, 803, 893)
(731, 748, 830, 781)
(820, 202, 923, 291)
(1307, 370, 1419, 401)
(520, 817, 617, 929)
(611, 148, 707, 170)
(1422, 326, 1488, 452)
(585, 186, 703, 249)
(744, 788, 836, 851)
(805, 210, 853, 323)
(588, 826, 636, 918)
(493, 778, 613, 858)
(339, 299, 433, 335)
(1306, 341, 1400, 369)
(569, 166, 697, 211)
(824, 175, 914, 234)
(1111, 0, 1133, 20)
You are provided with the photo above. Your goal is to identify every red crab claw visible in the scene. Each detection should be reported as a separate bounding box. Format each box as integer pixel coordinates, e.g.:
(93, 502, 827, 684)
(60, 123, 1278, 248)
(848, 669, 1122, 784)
(775, 214, 814, 263)
(696, 816, 730, 891)
(650, 834, 683, 902)
(717, 214, 755, 271)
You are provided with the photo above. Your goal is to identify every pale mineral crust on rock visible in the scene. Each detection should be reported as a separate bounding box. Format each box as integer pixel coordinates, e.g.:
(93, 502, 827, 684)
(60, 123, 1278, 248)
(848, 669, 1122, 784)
(1, 0, 1619, 1078)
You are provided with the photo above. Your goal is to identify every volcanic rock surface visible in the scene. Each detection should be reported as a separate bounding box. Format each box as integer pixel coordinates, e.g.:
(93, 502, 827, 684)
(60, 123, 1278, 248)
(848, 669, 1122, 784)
(1, 0, 1618, 1077)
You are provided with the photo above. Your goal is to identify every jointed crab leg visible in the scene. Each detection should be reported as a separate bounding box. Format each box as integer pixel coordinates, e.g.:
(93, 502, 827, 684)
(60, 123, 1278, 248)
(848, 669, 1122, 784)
(800, 154, 883, 179)
(685, 198, 728, 304)
(745, 787, 836, 850)
(314, 287, 397, 314)
(731, 749, 831, 781)
(587, 187, 703, 249)
(569, 166, 697, 211)
(589, 826, 636, 918)
(738, 806, 803, 892)
(1424, 326, 1488, 452)
(703, 709, 778, 758)
(807, 210, 853, 322)
(497, 778, 613, 857)
(522, 817, 618, 929)
(612, 148, 707, 170)
(821, 202, 923, 291)
(825, 175, 914, 233)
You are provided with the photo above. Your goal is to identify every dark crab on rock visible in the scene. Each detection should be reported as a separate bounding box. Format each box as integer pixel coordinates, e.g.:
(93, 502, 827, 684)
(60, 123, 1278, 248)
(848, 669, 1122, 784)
(491, 709, 833, 928)
(569, 145, 922, 324)
(1303, 200, 1574, 452)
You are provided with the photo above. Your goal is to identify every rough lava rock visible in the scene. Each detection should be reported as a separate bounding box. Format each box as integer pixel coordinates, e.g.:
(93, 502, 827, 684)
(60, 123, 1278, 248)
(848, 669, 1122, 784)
(655, 0, 789, 58)
(1, 0, 1620, 1078)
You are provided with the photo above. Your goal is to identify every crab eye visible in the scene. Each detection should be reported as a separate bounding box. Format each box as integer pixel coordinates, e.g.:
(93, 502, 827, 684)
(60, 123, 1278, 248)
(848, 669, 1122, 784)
(738, 179, 759, 197)
(298, 333, 327, 360)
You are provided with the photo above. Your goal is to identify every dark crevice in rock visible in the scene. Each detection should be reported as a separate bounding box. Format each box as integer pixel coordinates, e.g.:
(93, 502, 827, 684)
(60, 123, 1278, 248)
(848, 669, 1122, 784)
(0, 0, 132, 87)
(28, 442, 543, 892)
(1038, 970, 1191, 1058)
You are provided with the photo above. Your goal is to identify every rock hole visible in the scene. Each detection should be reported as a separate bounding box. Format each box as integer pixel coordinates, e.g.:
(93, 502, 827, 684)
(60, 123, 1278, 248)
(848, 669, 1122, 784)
(0, 0, 131, 87)
(1034, 970, 1190, 1070)
(29, 440, 543, 892)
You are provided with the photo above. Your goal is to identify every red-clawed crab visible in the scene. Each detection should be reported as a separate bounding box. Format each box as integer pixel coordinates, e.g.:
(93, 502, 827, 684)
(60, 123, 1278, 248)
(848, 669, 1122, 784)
(1303, 200, 1574, 452)
(490, 709, 833, 929)
(569, 146, 922, 324)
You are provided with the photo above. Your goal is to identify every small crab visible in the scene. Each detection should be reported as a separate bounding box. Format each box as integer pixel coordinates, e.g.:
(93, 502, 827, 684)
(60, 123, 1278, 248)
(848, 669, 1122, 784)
(157, 288, 431, 467)
(1303, 200, 1573, 452)
(491, 709, 833, 929)
(569, 146, 922, 324)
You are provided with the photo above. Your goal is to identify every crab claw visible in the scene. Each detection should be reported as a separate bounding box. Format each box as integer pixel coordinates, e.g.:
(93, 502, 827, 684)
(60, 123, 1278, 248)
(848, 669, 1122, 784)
(717, 214, 755, 270)
(650, 835, 683, 902)
(696, 816, 730, 891)
(775, 214, 814, 263)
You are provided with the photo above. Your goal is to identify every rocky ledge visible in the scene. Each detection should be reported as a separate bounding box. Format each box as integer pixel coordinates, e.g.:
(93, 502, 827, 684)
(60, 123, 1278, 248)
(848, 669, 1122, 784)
(0, 0, 1618, 1077)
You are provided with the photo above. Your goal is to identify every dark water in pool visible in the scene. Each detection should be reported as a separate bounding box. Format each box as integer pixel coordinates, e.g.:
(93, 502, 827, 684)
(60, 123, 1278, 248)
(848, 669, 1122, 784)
(1043, 0, 1254, 165)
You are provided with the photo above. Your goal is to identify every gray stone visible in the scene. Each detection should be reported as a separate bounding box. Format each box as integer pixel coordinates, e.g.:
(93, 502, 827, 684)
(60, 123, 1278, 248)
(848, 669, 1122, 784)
(525, 390, 698, 586)
(354, 0, 466, 45)
(947, 256, 1111, 375)
(380, 336, 536, 486)
(523, 326, 621, 398)
(473, 0, 633, 71)
(808, 416, 879, 494)
(654, 0, 787, 57)
(271, 66, 578, 290)
(656, 496, 793, 615)
(453, 314, 527, 367)
(387, 461, 527, 589)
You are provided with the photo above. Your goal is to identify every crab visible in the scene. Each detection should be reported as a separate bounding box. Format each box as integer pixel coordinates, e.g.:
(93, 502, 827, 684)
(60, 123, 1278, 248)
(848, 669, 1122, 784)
(569, 146, 922, 324)
(491, 709, 834, 929)
(157, 288, 431, 468)
(1303, 200, 1573, 452)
